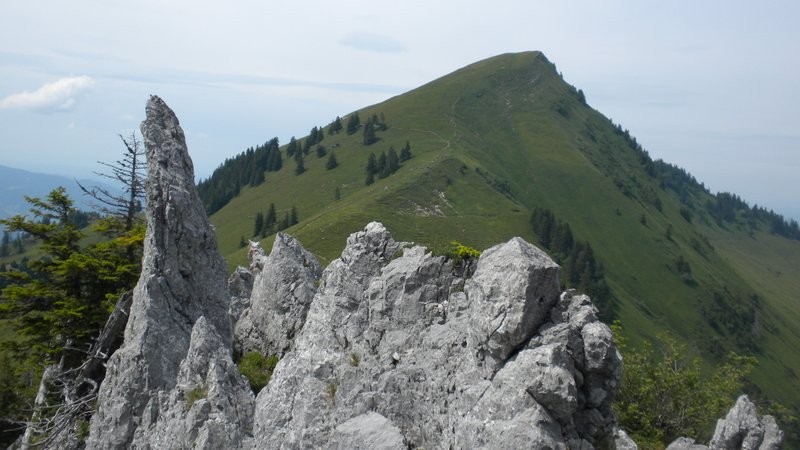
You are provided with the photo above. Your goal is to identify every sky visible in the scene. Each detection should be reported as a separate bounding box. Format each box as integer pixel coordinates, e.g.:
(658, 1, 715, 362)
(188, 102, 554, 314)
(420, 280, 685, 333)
(0, 1, 798, 221)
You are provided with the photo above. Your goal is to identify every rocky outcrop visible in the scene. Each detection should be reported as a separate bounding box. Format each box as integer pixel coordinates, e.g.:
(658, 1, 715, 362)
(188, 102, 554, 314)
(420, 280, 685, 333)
(666, 395, 784, 450)
(234, 233, 322, 357)
(253, 223, 622, 449)
(78, 96, 783, 450)
(86, 96, 249, 449)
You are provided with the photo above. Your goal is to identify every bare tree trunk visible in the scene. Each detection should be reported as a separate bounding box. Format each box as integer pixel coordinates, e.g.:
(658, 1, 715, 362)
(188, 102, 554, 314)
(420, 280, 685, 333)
(20, 364, 58, 449)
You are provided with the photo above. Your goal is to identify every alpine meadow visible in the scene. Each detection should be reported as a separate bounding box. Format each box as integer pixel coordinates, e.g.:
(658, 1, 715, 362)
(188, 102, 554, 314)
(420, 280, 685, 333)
(202, 51, 800, 431)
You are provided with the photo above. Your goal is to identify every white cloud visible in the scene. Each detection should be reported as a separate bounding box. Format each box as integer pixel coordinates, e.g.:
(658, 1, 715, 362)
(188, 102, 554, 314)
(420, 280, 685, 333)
(0, 76, 94, 112)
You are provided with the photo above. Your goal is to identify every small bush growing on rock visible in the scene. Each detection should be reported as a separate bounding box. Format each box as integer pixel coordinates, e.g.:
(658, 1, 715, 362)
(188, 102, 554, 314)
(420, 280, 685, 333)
(431, 240, 481, 264)
(185, 385, 208, 410)
(238, 352, 279, 394)
(350, 353, 360, 367)
(326, 382, 338, 406)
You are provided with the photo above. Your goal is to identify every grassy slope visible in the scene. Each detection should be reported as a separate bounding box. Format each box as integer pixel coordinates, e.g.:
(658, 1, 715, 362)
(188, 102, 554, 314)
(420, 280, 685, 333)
(209, 52, 800, 409)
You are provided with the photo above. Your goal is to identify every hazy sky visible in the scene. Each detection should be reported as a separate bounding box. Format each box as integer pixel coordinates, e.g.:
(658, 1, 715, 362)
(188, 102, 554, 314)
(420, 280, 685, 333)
(1, 1, 798, 220)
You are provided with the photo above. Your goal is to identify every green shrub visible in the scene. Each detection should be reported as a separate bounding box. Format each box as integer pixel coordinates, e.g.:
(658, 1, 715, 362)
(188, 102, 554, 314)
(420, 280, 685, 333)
(612, 322, 756, 448)
(326, 382, 338, 405)
(238, 352, 279, 394)
(185, 385, 208, 410)
(431, 240, 481, 265)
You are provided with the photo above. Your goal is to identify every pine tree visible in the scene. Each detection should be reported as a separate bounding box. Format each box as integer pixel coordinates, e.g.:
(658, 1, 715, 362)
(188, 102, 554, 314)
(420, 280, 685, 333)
(286, 137, 298, 158)
(387, 146, 399, 174)
(363, 116, 377, 145)
(254, 212, 264, 237)
(400, 141, 412, 161)
(326, 151, 338, 170)
(365, 153, 378, 185)
(265, 203, 277, 231)
(346, 112, 360, 135)
(77, 132, 146, 232)
(294, 152, 306, 175)
(290, 205, 298, 226)
(316, 145, 327, 158)
(0, 187, 143, 361)
(330, 116, 343, 134)
(377, 152, 389, 178)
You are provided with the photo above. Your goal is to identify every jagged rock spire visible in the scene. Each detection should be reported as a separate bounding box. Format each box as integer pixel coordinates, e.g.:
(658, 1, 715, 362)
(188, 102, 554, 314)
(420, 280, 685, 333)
(86, 96, 238, 449)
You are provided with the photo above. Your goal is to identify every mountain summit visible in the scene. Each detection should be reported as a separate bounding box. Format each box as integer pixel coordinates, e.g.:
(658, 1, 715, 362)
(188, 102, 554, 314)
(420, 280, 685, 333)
(203, 51, 800, 420)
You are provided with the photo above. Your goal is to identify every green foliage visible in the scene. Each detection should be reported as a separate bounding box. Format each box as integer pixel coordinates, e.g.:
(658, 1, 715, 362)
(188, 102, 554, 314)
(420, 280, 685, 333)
(197, 137, 280, 214)
(612, 322, 756, 448)
(1, 189, 144, 361)
(253, 212, 264, 237)
(76, 418, 90, 443)
(431, 241, 481, 266)
(325, 151, 338, 170)
(362, 116, 378, 145)
(0, 189, 144, 425)
(294, 154, 306, 175)
(326, 381, 337, 405)
(400, 141, 412, 162)
(346, 112, 360, 135)
(349, 353, 360, 367)
(530, 207, 613, 318)
(674, 255, 694, 284)
(203, 52, 800, 417)
(238, 352, 279, 394)
(185, 385, 208, 410)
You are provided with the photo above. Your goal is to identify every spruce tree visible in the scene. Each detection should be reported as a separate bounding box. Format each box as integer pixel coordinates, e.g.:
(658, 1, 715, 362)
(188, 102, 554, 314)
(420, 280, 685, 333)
(326, 151, 338, 170)
(377, 152, 388, 178)
(316, 145, 327, 158)
(290, 206, 298, 226)
(400, 141, 412, 161)
(346, 112, 360, 135)
(265, 203, 277, 230)
(254, 212, 264, 237)
(286, 137, 298, 158)
(363, 117, 377, 145)
(294, 151, 306, 175)
(387, 146, 399, 174)
(366, 153, 377, 176)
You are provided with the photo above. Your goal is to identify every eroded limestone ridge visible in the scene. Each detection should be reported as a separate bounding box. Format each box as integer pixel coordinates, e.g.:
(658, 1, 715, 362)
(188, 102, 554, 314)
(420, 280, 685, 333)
(249, 223, 623, 449)
(86, 96, 249, 449)
(78, 96, 782, 450)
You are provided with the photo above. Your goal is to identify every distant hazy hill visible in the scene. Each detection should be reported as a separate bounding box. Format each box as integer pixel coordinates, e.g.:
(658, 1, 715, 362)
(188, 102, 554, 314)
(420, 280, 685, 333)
(0, 165, 111, 219)
(199, 52, 800, 423)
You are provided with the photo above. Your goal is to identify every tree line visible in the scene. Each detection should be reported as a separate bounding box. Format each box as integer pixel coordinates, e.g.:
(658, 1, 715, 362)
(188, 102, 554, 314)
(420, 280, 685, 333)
(530, 207, 613, 319)
(197, 137, 282, 215)
(251, 203, 298, 240)
(365, 142, 412, 185)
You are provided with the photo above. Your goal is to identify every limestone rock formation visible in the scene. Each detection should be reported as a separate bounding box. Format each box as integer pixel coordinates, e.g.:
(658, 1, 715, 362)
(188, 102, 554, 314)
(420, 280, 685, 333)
(76, 96, 783, 450)
(234, 233, 322, 357)
(665, 395, 783, 450)
(86, 96, 249, 449)
(253, 223, 622, 449)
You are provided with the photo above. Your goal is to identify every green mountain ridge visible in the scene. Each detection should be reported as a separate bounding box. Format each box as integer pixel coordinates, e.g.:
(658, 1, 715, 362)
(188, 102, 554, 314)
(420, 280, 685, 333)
(204, 52, 800, 419)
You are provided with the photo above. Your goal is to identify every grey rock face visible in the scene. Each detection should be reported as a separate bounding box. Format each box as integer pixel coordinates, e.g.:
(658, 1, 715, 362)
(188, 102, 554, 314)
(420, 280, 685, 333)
(330, 412, 406, 450)
(86, 96, 242, 449)
(253, 223, 622, 449)
(709, 395, 783, 450)
(234, 233, 322, 357)
(665, 395, 784, 450)
(133, 317, 254, 449)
